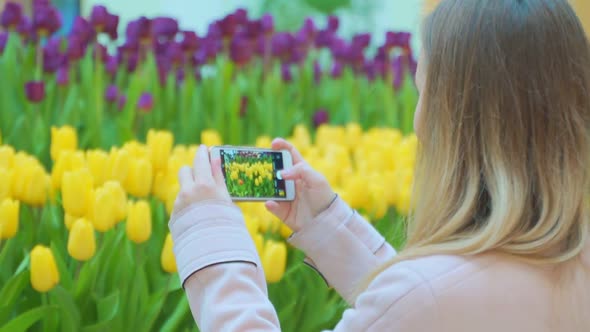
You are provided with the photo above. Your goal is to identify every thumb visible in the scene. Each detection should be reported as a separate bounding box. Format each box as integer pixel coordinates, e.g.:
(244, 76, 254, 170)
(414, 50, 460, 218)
(265, 200, 290, 221)
(210, 157, 225, 187)
(279, 162, 323, 185)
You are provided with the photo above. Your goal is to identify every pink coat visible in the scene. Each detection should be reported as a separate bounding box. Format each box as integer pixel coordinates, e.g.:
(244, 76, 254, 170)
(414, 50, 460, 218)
(169, 197, 590, 331)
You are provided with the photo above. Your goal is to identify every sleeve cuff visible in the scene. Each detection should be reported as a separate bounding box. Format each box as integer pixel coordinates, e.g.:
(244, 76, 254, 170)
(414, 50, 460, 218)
(169, 200, 259, 286)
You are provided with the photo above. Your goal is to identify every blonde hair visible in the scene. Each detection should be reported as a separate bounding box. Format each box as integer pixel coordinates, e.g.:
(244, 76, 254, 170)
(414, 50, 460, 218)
(364, 0, 590, 315)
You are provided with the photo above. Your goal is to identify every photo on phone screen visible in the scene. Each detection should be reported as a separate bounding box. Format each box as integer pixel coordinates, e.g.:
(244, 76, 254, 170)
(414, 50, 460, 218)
(219, 148, 288, 199)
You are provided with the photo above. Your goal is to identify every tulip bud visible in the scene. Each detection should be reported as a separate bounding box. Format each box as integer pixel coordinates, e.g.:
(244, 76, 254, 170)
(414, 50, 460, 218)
(86, 150, 108, 187)
(0, 199, 19, 239)
(0, 145, 15, 169)
(103, 181, 127, 222)
(67, 218, 96, 261)
(30, 245, 60, 292)
(200, 129, 222, 146)
(106, 148, 130, 184)
(253, 233, 264, 256)
(126, 200, 152, 243)
(51, 150, 86, 189)
(12, 160, 49, 206)
(91, 186, 117, 232)
(160, 233, 177, 273)
(261, 240, 287, 283)
(125, 158, 153, 198)
(50, 126, 78, 161)
(62, 168, 94, 217)
(244, 214, 259, 238)
(64, 213, 76, 230)
(165, 184, 179, 216)
(279, 223, 292, 239)
(0, 167, 13, 201)
(147, 130, 173, 172)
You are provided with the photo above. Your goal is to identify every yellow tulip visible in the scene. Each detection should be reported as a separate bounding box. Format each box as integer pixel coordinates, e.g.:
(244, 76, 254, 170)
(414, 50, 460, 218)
(200, 129, 222, 146)
(125, 158, 153, 198)
(0, 167, 12, 201)
(253, 233, 264, 256)
(103, 181, 127, 222)
(67, 218, 96, 261)
(261, 240, 287, 283)
(50, 126, 78, 161)
(64, 213, 76, 230)
(342, 174, 370, 209)
(51, 150, 86, 189)
(0, 199, 19, 239)
(126, 200, 152, 243)
(255, 136, 272, 148)
(396, 185, 412, 216)
(30, 245, 60, 293)
(165, 183, 179, 216)
(12, 161, 49, 206)
(123, 141, 150, 160)
(62, 168, 94, 217)
(279, 223, 293, 239)
(244, 214, 260, 238)
(161, 233, 177, 273)
(91, 186, 117, 232)
(106, 148, 130, 184)
(0, 145, 15, 169)
(147, 130, 174, 172)
(86, 150, 108, 187)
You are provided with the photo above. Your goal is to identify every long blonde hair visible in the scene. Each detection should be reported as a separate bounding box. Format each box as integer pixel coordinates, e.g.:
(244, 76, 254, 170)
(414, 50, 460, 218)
(366, 0, 590, 298)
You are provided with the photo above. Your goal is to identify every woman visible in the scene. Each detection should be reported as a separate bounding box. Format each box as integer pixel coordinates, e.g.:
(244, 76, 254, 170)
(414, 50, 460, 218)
(168, 0, 590, 330)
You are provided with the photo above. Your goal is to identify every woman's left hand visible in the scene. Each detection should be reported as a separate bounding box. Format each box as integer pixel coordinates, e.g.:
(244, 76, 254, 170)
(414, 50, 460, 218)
(172, 145, 231, 216)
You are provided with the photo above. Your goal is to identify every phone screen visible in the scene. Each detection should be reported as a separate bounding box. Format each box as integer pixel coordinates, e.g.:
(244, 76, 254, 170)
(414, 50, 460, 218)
(219, 148, 287, 199)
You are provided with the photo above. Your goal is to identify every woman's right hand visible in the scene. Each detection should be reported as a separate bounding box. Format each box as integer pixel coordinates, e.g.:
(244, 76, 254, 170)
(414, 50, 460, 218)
(265, 138, 337, 233)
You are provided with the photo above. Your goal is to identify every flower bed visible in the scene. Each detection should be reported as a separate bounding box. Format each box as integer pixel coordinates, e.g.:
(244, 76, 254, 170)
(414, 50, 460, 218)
(0, 1, 417, 331)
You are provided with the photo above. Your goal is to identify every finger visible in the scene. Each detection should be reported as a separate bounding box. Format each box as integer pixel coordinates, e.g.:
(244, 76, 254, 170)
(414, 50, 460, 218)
(210, 157, 225, 187)
(271, 138, 304, 164)
(178, 166, 194, 190)
(265, 200, 291, 221)
(279, 162, 324, 185)
(193, 144, 213, 182)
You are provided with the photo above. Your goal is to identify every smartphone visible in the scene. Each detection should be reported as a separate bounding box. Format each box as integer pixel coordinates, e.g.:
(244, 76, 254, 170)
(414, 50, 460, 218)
(209, 146, 295, 201)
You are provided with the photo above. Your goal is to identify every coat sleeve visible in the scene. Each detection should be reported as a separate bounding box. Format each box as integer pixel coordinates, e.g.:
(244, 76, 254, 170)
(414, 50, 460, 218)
(288, 197, 397, 305)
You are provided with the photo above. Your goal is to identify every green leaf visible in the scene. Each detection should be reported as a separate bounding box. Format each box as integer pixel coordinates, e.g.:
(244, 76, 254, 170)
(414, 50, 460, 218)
(96, 290, 120, 323)
(0, 270, 29, 311)
(50, 286, 81, 332)
(0, 305, 57, 332)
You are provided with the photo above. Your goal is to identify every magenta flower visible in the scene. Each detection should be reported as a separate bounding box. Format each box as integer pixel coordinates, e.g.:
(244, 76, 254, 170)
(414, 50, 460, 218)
(385, 31, 412, 50)
(126, 17, 152, 42)
(105, 85, 118, 103)
(106, 55, 118, 76)
(181, 31, 200, 53)
(230, 36, 253, 66)
(261, 14, 274, 35)
(234, 8, 248, 25)
(327, 16, 339, 33)
(152, 17, 179, 40)
(0, 32, 8, 54)
(313, 61, 322, 84)
(105, 13, 119, 39)
(166, 42, 184, 66)
(17, 16, 31, 40)
(72, 16, 96, 45)
(32, 2, 62, 37)
(43, 38, 64, 73)
(89, 5, 108, 29)
(331, 61, 343, 78)
(352, 33, 371, 50)
(313, 109, 329, 128)
(137, 92, 154, 112)
(315, 30, 335, 48)
(281, 64, 293, 83)
(66, 36, 85, 62)
(25, 81, 45, 103)
(56, 67, 69, 86)
(217, 13, 239, 38)
(1, 2, 24, 29)
(126, 53, 139, 73)
(117, 94, 126, 110)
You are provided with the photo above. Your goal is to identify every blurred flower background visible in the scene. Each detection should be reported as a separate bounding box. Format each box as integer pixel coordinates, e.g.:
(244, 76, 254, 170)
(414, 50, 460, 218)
(0, 0, 588, 331)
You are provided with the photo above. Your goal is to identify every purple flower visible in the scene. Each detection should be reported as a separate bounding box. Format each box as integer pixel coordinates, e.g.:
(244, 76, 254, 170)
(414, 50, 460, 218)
(1, 2, 24, 29)
(230, 36, 253, 66)
(271, 32, 294, 60)
(117, 94, 126, 110)
(94, 43, 107, 62)
(313, 61, 322, 84)
(326, 16, 339, 33)
(126, 17, 151, 42)
(313, 109, 329, 128)
(105, 13, 119, 39)
(181, 31, 200, 53)
(25, 81, 45, 103)
(43, 37, 64, 73)
(152, 17, 179, 40)
(176, 67, 185, 84)
(352, 33, 371, 50)
(261, 14, 274, 35)
(0, 32, 8, 54)
(157, 56, 171, 85)
(239, 96, 248, 117)
(106, 55, 118, 76)
(315, 30, 335, 48)
(392, 56, 404, 90)
(217, 13, 238, 38)
(105, 85, 118, 103)
(72, 17, 96, 45)
(126, 53, 139, 73)
(363, 60, 377, 81)
(234, 8, 248, 25)
(32, 3, 62, 37)
(56, 66, 69, 86)
(331, 61, 343, 78)
(17, 16, 31, 40)
(137, 92, 154, 112)
(191, 50, 208, 67)
(281, 64, 293, 83)
(90, 5, 108, 29)
(385, 31, 412, 50)
(166, 42, 184, 66)
(66, 36, 85, 62)
(301, 18, 316, 39)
